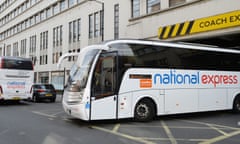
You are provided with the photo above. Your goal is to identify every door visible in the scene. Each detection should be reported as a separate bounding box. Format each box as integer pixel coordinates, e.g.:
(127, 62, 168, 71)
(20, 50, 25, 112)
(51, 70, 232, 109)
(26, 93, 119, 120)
(90, 51, 118, 120)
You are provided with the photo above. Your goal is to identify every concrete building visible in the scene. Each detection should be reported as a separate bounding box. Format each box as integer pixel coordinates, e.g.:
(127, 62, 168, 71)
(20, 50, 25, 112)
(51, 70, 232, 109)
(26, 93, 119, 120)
(0, 0, 239, 90)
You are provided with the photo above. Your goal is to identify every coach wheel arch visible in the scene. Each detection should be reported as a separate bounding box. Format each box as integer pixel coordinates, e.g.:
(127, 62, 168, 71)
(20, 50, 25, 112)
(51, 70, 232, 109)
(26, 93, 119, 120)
(134, 97, 157, 122)
(233, 94, 240, 113)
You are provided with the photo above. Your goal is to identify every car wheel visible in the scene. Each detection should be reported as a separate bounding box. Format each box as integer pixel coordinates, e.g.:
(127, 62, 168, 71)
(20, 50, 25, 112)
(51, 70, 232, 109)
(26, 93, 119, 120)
(32, 95, 39, 103)
(50, 98, 56, 103)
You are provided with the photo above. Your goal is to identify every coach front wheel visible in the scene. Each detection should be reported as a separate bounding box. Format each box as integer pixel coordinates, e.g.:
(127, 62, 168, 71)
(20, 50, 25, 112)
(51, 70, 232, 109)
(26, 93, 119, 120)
(134, 99, 155, 122)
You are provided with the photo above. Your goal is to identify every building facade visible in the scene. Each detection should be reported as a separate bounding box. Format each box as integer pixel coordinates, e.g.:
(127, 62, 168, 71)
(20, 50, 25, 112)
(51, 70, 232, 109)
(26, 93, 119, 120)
(0, 0, 239, 89)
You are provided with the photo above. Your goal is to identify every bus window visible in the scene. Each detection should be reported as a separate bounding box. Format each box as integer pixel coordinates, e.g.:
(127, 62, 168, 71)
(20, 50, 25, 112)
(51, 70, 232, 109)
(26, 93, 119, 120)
(1, 58, 33, 70)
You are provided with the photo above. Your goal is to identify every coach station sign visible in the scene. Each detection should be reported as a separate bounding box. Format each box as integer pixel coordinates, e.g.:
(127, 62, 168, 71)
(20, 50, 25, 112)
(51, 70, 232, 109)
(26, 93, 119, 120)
(158, 10, 240, 39)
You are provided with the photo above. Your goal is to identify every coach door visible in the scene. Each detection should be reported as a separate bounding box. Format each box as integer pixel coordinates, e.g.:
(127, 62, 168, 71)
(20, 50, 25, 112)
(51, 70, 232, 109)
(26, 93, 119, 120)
(90, 51, 118, 120)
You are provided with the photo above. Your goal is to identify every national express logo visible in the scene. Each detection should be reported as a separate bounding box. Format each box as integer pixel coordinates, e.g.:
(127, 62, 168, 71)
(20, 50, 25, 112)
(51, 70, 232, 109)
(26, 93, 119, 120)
(7, 81, 26, 89)
(130, 70, 238, 88)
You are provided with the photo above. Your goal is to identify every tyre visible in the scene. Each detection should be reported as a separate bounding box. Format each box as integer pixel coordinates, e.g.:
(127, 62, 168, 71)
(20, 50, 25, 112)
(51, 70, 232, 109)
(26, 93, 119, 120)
(134, 99, 155, 122)
(32, 95, 39, 103)
(233, 96, 240, 113)
(49, 98, 56, 103)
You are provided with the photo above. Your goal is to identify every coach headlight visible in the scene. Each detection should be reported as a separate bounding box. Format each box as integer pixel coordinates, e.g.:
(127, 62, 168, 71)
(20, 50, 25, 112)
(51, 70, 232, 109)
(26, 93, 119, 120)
(65, 81, 84, 104)
(68, 80, 81, 92)
(66, 90, 84, 104)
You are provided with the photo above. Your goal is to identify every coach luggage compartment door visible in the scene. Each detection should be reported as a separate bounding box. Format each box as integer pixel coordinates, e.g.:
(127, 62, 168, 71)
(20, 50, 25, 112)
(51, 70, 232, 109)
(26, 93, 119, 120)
(90, 51, 118, 120)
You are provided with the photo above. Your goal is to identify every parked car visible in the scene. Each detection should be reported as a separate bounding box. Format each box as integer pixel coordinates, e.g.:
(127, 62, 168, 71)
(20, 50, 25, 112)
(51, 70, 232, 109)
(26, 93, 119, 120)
(31, 84, 56, 102)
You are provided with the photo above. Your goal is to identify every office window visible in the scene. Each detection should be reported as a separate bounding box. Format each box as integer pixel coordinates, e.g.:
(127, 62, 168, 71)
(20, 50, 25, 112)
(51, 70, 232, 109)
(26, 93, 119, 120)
(26, 0, 30, 8)
(94, 12, 100, 37)
(40, 55, 48, 65)
(0, 47, 3, 56)
(14, 8, 19, 17)
(60, 0, 66, 11)
(30, 16, 35, 26)
(89, 14, 94, 39)
(100, 10, 104, 39)
(17, 24, 22, 32)
(40, 31, 48, 50)
(40, 31, 48, 65)
(77, 19, 81, 41)
(114, 4, 119, 39)
(20, 3, 26, 13)
(73, 20, 77, 42)
(30, 0, 36, 6)
(29, 35, 36, 53)
(89, 11, 103, 39)
(6, 45, 11, 56)
(22, 2, 27, 11)
(20, 39, 27, 57)
(40, 56, 42, 65)
(9, 12, 13, 20)
(53, 28, 56, 47)
(169, 0, 186, 7)
(69, 22, 72, 43)
(18, 6, 21, 14)
(21, 21, 26, 30)
(45, 55, 48, 65)
(46, 7, 52, 18)
(53, 25, 63, 64)
(13, 42, 19, 56)
(68, 0, 75, 7)
(52, 53, 55, 64)
(4, 14, 8, 22)
(52, 52, 63, 64)
(40, 10, 45, 21)
(35, 14, 40, 23)
(13, 26, 16, 34)
(53, 25, 63, 47)
(40, 33, 43, 50)
(25, 19, 29, 28)
(147, 0, 160, 13)
(132, 0, 140, 18)
(53, 3, 59, 15)
(69, 19, 81, 43)
(60, 25, 63, 45)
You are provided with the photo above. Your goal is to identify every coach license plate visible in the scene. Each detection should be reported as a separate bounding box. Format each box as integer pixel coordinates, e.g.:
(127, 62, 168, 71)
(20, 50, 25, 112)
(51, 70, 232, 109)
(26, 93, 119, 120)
(12, 97, 20, 100)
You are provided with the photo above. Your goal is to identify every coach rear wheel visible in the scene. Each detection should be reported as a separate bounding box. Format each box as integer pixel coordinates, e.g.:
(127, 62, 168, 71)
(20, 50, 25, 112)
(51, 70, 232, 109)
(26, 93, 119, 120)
(233, 96, 240, 113)
(134, 99, 155, 122)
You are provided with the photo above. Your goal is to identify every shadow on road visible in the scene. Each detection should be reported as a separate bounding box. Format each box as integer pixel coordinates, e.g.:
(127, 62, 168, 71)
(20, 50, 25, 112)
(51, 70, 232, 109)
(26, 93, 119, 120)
(64, 110, 238, 127)
(0, 100, 31, 106)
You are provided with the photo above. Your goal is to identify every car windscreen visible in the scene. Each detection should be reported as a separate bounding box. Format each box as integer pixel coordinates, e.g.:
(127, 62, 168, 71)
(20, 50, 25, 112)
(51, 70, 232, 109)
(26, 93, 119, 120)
(35, 85, 55, 89)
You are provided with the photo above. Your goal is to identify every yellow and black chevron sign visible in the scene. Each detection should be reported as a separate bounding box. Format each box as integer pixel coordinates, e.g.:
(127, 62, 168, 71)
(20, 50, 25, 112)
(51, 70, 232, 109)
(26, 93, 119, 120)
(158, 10, 240, 39)
(158, 21, 194, 39)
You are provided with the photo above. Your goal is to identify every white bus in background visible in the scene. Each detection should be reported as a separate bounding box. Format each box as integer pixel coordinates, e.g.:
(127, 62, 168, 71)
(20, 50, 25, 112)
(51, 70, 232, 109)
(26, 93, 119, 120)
(58, 39, 240, 121)
(0, 57, 34, 102)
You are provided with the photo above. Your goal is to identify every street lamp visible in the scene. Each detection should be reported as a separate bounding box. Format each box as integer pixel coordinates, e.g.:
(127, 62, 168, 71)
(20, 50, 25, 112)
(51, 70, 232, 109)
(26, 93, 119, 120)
(88, 0, 104, 41)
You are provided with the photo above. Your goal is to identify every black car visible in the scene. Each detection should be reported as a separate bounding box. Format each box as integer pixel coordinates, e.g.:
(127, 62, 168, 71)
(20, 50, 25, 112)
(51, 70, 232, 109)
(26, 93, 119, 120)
(31, 84, 56, 102)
